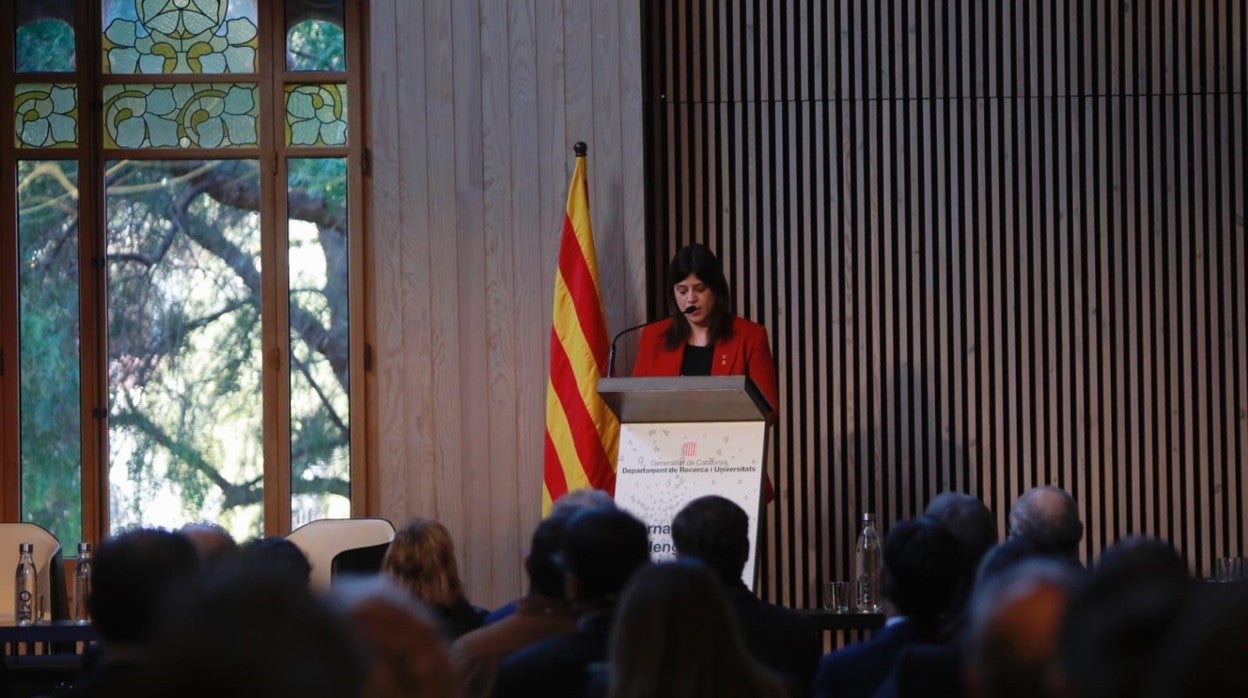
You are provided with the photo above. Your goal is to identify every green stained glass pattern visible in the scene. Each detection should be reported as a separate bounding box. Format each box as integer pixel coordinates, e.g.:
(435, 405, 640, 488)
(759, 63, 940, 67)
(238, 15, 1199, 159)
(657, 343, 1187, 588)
(285, 84, 347, 146)
(102, 0, 258, 74)
(103, 83, 259, 149)
(16, 19, 77, 72)
(15, 85, 78, 148)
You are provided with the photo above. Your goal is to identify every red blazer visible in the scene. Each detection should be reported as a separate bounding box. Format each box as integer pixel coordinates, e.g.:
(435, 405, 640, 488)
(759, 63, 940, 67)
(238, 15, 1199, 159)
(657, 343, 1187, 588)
(631, 315, 779, 420)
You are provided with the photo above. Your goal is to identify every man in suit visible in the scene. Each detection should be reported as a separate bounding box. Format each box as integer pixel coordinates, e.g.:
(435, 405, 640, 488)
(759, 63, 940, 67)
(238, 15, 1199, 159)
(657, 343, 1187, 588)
(813, 516, 963, 698)
(671, 495, 820, 698)
(492, 507, 649, 698)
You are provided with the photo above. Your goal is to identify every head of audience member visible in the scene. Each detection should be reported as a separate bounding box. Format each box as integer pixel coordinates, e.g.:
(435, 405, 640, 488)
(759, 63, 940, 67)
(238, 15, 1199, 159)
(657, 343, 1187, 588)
(881, 516, 964, 636)
(1143, 579, 1248, 698)
(383, 519, 469, 611)
(670, 495, 749, 585)
(1008, 485, 1084, 559)
(925, 492, 998, 569)
(179, 521, 239, 568)
(330, 575, 457, 698)
(238, 535, 313, 587)
(147, 566, 366, 698)
(964, 557, 1079, 698)
(89, 527, 200, 649)
(525, 514, 571, 599)
(548, 488, 616, 519)
(606, 560, 783, 698)
(1056, 536, 1190, 698)
(558, 506, 650, 611)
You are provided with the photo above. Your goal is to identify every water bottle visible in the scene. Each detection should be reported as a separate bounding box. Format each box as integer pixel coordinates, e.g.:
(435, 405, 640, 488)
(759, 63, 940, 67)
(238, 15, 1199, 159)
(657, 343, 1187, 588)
(855, 512, 882, 612)
(15, 542, 37, 626)
(74, 542, 94, 624)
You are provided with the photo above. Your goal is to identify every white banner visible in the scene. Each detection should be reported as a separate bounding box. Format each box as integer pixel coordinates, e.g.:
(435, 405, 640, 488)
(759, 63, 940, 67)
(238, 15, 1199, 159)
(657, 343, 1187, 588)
(614, 420, 767, 589)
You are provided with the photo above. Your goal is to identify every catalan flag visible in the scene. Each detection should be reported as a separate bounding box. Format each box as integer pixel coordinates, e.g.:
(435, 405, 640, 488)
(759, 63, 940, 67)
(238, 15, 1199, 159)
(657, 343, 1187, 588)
(542, 144, 619, 513)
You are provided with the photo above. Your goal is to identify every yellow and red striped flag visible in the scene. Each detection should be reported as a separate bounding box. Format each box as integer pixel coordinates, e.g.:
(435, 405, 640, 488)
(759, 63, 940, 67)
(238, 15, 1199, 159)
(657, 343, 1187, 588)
(542, 143, 619, 514)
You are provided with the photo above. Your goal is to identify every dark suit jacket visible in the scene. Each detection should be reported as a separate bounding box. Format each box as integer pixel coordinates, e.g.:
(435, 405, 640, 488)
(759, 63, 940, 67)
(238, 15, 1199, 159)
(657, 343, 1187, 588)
(632, 315, 779, 417)
(722, 582, 821, 698)
(492, 612, 610, 698)
(872, 643, 964, 698)
(813, 619, 925, 698)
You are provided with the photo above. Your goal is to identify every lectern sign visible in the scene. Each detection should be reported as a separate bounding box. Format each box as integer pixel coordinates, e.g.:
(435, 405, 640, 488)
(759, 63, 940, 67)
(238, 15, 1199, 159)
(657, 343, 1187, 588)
(613, 420, 767, 589)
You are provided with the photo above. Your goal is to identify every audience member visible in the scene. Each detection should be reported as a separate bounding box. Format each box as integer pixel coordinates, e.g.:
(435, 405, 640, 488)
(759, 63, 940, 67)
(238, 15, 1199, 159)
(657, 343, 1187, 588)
(179, 521, 239, 568)
(238, 535, 313, 586)
(1143, 579, 1248, 698)
(332, 575, 458, 698)
(493, 506, 650, 698)
(145, 566, 366, 698)
(383, 518, 485, 640)
(548, 487, 615, 519)
(68, 527, 200, 696)
(963, 557, 1078, 698)
(814, 516, 963, 698)
(1007, 486, 1083, 560)
(483, 488, 617, 625)
(1055, 536, 1189, 698)
(604, 560, 784, 698)
(671, 495, 819, 697)
(452, 515, 580, 698)
(924, 491, 997, 635)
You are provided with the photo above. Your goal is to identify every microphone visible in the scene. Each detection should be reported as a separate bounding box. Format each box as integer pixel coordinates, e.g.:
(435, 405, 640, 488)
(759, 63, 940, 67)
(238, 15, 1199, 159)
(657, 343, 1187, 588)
(606, 306, 696, 377)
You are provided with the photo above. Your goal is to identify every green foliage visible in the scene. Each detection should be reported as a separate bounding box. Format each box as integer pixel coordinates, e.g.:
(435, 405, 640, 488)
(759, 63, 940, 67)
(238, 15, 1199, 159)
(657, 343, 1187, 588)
(16, 20, 76, 72)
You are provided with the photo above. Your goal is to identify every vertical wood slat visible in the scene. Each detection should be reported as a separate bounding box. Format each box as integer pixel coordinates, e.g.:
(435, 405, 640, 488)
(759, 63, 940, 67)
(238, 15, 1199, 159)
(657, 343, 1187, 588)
(368, 0, 646, 608)
(642, 0, 1248, 619)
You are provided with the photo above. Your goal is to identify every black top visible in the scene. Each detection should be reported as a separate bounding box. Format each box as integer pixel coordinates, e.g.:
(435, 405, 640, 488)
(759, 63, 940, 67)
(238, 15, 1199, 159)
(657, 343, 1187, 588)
(680, 343, 714, 376)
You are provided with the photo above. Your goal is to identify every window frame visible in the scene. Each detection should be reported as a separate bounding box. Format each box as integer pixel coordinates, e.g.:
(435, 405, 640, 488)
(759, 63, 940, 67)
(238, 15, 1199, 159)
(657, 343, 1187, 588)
(0, 0, 370, 541)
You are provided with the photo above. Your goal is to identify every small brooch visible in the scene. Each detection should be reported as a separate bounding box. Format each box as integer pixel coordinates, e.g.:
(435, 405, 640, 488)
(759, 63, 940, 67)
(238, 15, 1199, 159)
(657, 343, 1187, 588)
(720, 354, 728, 366)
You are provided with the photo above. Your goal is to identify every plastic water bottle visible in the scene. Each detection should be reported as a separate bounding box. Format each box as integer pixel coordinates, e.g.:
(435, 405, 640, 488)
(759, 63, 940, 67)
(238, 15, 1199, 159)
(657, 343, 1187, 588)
(74, 542, 94, 624)
(15, 543, 37, 626)
(855, 512, 882, 612)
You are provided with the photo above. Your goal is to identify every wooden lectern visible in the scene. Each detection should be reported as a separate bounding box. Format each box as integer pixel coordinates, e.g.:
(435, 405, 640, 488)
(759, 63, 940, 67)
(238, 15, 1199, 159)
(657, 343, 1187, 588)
(598, 376, 774, 589)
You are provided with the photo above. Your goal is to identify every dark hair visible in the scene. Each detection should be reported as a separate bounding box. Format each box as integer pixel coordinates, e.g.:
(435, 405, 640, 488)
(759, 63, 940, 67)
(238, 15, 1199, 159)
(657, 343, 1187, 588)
(238, 536, 313, 587)
(663, 244, 735, 349)
(560, 507, 650, 606)
(671, 495, 749, 584)
(881, 516, 963, 633)
(89, 527, 200, 645)
(527, 515, 570, 598)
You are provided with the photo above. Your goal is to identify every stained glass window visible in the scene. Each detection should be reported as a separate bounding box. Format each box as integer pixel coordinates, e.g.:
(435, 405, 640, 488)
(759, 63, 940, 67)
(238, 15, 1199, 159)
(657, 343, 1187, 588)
(286, 0, 346, 71)
(285, 84, 347, 146)
(15, 0, 77, 72)
(102, 0, 259, 74)
(103, 83, 259, 148)
(15, 85, 79, 148)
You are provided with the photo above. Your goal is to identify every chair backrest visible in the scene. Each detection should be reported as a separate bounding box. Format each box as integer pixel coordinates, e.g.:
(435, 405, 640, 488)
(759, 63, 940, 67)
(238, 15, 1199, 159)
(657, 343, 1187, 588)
(0, 522, 67, 623)
(330, 541, 391, 580)
(286, 518, 395, 591)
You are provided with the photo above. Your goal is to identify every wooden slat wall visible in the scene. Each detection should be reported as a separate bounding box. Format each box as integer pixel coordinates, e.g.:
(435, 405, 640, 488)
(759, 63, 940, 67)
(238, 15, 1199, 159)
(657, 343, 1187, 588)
(642, 0, 1248, 612)
(367, 0, 646, 607)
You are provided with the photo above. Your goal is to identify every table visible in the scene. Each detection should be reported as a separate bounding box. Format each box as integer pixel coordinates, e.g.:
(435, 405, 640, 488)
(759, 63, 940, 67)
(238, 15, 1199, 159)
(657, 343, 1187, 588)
(1, 620, 98, 658)
(803, 610, 886, 632)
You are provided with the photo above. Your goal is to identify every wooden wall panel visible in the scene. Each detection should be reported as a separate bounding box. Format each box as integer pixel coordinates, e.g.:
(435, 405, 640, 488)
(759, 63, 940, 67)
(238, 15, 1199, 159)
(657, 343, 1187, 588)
(643, 0, 1248, 613)
(367, 1, 646, 606)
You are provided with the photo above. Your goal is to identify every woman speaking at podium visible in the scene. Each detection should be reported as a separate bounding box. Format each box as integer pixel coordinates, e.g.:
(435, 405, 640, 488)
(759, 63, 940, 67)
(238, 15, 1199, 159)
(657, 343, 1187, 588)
(631, 243, 779, 418)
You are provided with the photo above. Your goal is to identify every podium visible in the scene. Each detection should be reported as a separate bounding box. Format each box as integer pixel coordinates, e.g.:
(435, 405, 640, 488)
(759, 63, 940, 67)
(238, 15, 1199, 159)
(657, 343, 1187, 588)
(598, 376, 774, 589)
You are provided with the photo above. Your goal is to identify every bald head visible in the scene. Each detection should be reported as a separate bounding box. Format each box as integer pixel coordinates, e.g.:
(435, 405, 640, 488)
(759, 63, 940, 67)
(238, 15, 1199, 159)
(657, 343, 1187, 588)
(1008, 486, 1083, 559)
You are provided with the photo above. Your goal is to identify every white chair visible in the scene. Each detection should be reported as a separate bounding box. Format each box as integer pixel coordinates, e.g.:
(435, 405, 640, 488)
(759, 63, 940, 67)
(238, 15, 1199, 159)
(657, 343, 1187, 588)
(285, 518, 395, 591)
(0, 522, 66, 624)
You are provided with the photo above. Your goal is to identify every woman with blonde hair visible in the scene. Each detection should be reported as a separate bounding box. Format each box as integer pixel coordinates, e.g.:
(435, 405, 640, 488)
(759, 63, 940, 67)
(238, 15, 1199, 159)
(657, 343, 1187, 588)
(606, 560, 786, 698)
(382, 519, 484, 640)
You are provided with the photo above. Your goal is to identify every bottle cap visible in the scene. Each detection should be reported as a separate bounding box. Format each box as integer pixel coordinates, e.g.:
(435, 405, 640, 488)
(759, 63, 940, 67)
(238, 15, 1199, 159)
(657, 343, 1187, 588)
(78, 542, 92, 554)
(862, 512, 874, 522)
(19, 542, 33, 553)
